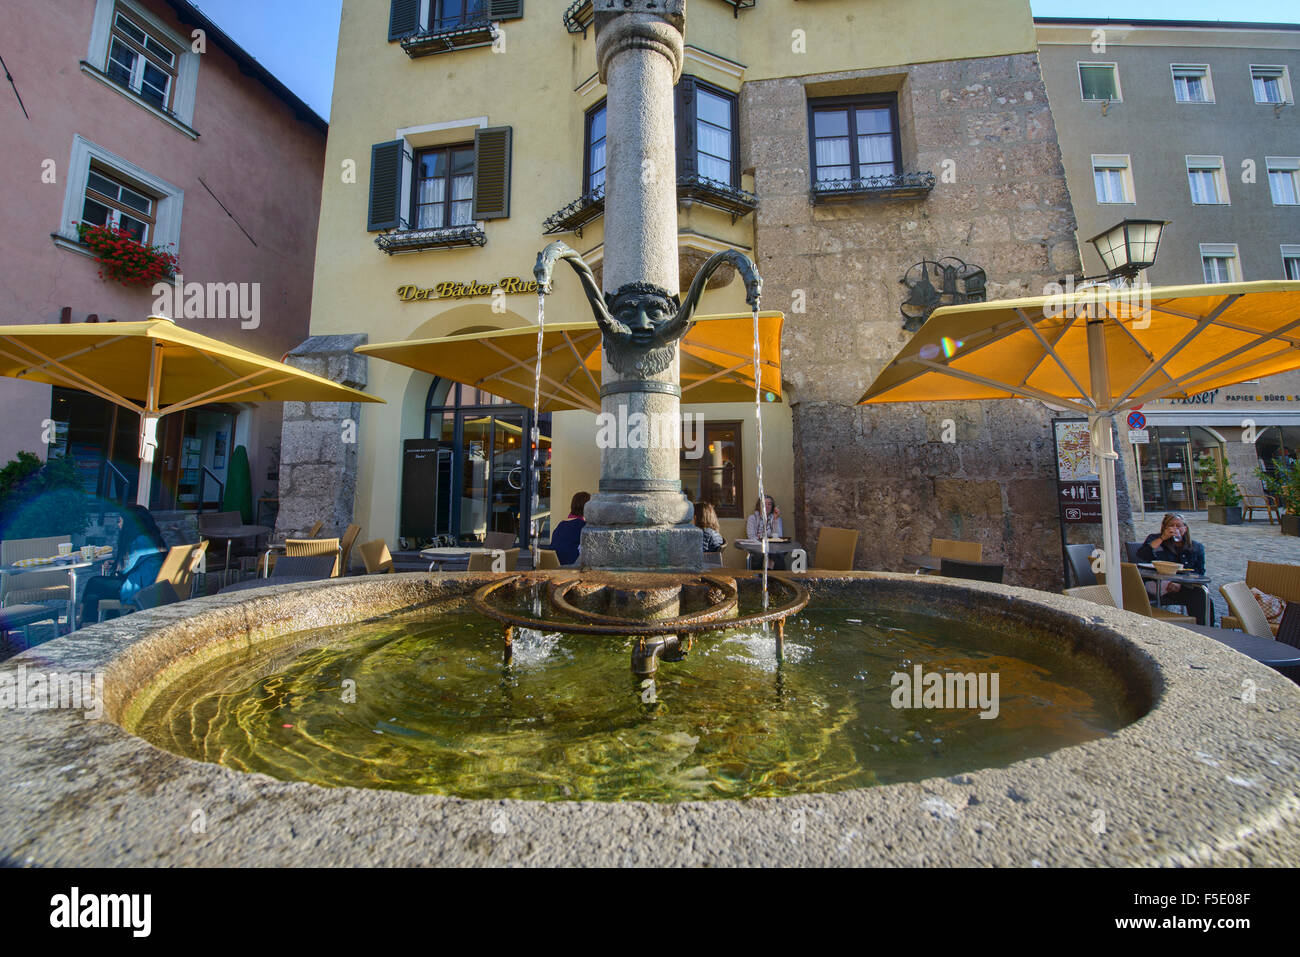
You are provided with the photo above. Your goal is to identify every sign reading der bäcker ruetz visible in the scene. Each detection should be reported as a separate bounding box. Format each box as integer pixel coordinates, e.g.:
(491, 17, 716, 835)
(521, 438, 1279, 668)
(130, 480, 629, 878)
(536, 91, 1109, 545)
(396, 278, 540, 302)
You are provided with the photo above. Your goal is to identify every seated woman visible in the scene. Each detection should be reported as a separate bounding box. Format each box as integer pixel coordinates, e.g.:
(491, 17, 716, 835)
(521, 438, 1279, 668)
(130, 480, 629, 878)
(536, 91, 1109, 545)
(1136, 513, 1207, 623)
(548, 491, 590, 566)
(694, 501, 725, 553)
(744, 495, 784, 570)
(80, 504, 169, 623)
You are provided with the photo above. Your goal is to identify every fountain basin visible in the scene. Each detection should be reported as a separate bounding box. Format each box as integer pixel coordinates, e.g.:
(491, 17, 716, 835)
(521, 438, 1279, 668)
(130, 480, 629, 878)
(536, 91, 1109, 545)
(2, 572, 1299, 866)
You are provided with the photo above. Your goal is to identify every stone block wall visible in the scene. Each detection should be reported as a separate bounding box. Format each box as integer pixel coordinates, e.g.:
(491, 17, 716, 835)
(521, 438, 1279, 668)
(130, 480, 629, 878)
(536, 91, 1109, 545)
(742, 52, 1131, 589)
(274, 335, 368, 540)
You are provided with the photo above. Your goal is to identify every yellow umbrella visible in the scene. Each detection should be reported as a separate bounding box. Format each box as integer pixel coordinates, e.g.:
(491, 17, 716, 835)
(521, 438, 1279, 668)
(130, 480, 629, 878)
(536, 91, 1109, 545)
(356, 311, 785, 414)
(860, 280, 1300, 602)
(0, 316, 382, 506)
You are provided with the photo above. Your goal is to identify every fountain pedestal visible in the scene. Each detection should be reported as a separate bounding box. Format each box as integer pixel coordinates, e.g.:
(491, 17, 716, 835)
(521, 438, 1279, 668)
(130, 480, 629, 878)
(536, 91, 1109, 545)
(580, 0, 702, 571)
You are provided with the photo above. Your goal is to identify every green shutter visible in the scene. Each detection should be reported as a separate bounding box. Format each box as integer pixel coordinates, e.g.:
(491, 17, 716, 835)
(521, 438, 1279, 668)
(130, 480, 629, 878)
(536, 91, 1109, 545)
(472, 126, 512, 220)
(486, 0, 525, 20)
(675, 77, 696, 179)
(389, 0, 420, 40)
(368, 140, 405, 231)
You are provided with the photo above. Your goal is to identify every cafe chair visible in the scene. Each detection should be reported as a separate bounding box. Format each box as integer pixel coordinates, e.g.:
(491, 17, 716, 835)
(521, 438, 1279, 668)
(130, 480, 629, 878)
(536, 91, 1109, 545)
(1, 535, 74, 608)
(483, 531, 517, 551)
(1064, 543, 1099, 587)
(939, 557, 1004, 583)
(931, 538, 982, 563)
(1275, 603, 1300, 649)
(0, 604, 60, 650)
(286, 537, 341, 577)
(1064, 584, 1117, 607)
(1123, 541, 1145, 564)
(1120, 563, 1194, 624)
(96, 542, 207, 622)
(1219, 581, 1277, 639)
(535, 549, 562, 570)
(1220, 561, 1300, 635)
(466, 548, 519, 572)
(359, 540, 395, 574)
(813, 527, 858, 571)
(339, 524, 362, 576)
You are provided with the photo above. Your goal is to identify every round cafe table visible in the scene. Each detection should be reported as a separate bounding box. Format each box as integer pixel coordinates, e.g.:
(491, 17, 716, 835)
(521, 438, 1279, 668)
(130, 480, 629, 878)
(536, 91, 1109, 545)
(201, 525, 270, 586)
(733, 538, 802, 569)
(1178, 623, 1300, 671)
(1, 550, 113, 632)
(1138, 566, 1214, 625)
(420, 546, 494, 571)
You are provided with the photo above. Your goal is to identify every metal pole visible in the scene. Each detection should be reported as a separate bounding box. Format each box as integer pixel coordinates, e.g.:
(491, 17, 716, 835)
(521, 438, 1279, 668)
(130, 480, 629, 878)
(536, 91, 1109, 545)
(135, 341, 162, 508)
(1086, 318, 1123, 607)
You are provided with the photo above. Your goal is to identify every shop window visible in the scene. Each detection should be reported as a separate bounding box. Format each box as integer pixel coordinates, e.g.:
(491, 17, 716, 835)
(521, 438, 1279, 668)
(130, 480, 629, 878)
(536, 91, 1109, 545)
(680, 420, 743, 518)
(1078, 62, 1121, 102)
(1092, 155, 1134, 204)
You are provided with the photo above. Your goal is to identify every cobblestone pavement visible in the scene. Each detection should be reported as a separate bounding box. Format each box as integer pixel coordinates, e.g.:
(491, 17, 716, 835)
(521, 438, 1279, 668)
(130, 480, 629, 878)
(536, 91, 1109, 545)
(1130, 510, 1300, 622)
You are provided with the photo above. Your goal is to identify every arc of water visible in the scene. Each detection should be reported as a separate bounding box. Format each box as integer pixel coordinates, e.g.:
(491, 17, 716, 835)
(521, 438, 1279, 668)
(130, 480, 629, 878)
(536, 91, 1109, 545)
(531, 292, 546, 573)
(752, 302, 769, 612)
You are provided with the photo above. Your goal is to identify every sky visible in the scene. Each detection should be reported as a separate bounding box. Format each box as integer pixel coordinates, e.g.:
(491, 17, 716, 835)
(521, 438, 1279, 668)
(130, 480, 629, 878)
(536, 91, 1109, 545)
(189, 0, 1299, 124)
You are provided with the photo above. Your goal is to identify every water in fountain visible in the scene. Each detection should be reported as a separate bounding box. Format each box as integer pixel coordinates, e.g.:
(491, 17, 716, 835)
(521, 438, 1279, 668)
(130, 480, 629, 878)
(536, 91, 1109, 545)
(531, 291, 545, 571)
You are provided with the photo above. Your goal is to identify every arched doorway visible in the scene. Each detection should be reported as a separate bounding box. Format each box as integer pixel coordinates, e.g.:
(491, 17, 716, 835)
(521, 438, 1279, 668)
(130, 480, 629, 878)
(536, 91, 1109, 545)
(418, 378, 552, 546)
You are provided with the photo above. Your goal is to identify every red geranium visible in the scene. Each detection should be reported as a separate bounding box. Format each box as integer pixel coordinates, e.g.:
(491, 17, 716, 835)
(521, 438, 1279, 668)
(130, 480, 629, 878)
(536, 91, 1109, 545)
(75, 222, 179, 287)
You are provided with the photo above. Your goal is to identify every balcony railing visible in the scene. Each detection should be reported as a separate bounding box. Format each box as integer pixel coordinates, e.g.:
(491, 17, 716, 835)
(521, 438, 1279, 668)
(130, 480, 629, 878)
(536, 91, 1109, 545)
(544, 177, 758, 235)
(718, 0, 756, 14)
(375, 223, 487, 255)
(563, 0, 593, 34)
(811, 171, 936, 202)
(400, 17, 497, 57)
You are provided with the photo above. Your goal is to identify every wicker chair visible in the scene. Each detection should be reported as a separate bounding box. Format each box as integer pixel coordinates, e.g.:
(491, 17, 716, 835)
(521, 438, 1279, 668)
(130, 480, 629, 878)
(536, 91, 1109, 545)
(285, 537, 341, 577)
(1065, 584, 1117, 607)
(1220, 581, 1277, 638)
(813, 527, 858, 571)
(97, 542, 206, 621)
(1120, 563, 1195, 624)
(535, 549, 561, 570)
(338, 524, 362, 576)
(931, 538, 982, 562)
(359, 540, 394, 574)
(1220, 561, 1300, 635)
(1, 536, 73, 608)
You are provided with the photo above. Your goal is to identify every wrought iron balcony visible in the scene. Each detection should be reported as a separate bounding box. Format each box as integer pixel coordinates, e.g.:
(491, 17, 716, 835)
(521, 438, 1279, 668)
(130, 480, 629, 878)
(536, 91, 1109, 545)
(400, 17, 497, 57)
(374, 224, 487, 255)
(544, 177, 758, 236)
(563, 0, 593, 34)
(811, 171, 937, 202)
(717, 0, 756, 14)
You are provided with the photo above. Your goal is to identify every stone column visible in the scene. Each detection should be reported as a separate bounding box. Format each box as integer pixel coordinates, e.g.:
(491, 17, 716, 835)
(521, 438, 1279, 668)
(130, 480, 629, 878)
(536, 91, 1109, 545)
(582, 0, 702, 570)
(274, 334, 368, 538)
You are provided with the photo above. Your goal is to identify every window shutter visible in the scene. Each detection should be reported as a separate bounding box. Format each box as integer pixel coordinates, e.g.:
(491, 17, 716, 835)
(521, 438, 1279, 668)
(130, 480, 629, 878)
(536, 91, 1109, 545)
(472, 126, 512, 220)
(368, 140, 405, 231)
(675, 77, 696, 179)
(388, 0, 420, 40)
(486, 0, 525, 20)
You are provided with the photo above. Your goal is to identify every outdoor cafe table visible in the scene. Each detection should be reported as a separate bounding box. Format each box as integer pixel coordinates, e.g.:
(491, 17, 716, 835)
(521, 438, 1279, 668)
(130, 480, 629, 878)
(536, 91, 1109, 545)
(733, 538, 803, 569)
(1138, 566, 1214, 626)
(420, 546, 494, 571)
(200, 525, 270, 585)
(1178, 622, 1300, 671)
(0, 550, 113, 632)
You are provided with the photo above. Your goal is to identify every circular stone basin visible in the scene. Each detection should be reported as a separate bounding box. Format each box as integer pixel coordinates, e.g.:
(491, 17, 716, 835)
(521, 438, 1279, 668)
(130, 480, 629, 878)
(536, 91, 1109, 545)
(5, 572, 1300, 867)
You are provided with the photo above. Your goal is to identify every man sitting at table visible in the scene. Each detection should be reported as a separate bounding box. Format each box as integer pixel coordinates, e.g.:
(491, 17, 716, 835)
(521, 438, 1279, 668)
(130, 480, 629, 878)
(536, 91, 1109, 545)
(548, 491, 590, 566)
(1137, 513, 1207, 623)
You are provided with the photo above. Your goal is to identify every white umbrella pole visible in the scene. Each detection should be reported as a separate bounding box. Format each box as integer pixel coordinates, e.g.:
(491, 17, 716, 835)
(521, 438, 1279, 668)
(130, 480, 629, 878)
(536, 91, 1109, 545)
(135, 342, 162, 508)
(1085, 318, 1123, 606)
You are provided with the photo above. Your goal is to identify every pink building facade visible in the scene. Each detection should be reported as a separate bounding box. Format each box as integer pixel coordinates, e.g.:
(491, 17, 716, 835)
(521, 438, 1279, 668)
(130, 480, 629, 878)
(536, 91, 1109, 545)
(0, 0, 326, 514)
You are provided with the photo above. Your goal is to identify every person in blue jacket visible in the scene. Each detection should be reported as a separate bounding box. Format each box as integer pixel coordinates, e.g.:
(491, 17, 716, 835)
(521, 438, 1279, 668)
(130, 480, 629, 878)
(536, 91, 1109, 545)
(548, 491, 590, 566)
(1136, 512, 1207, 623)
(80, 504, 169, 622)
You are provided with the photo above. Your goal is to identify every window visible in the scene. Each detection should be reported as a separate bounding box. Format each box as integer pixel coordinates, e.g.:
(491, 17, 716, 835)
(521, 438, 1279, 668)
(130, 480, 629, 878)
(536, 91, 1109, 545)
(430, 0, 487, 31)
(809, 94, 900, 186)
(53, 135, 184, 256)
(1283, 246, 1300, 281)
(411, 144, 475, 229)
(1186, 156, 1229, 205)
(1092, 155, 1134, 204)
(388, 0, 524, 53)
(1251, 65, 1292, 104)
(81, 167, 156, 243)
(584, 101, 607, 196)
(676, 78, 740, 188)
(1200, 244, 1240, 283)
(106, 10, 177, 110)
(1079, 62, 1120, 101)
(680, 420, 743, 518)
(1171, 64, 1213, 103)
(1267, 158, 1300, 206)
(84, 0, 200, 132)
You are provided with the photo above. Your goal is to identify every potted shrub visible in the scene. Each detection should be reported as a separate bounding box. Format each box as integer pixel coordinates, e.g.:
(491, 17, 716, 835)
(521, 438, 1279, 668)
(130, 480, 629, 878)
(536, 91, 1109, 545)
(1258, 460, 1300, 536)
(0, 451, 91, 540)
(75, 222, 178, 287)
(1199, 459, 1243, 525)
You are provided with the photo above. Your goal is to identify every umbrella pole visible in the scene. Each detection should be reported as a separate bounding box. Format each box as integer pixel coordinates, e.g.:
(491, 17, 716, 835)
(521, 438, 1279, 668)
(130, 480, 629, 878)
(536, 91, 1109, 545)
(136, 342, 162, 508)
(1085, 318, 1123, 606)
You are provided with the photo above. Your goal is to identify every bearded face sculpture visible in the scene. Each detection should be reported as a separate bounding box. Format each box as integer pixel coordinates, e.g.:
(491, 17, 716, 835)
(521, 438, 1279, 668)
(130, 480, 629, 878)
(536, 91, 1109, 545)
(599, 282, 685, 377)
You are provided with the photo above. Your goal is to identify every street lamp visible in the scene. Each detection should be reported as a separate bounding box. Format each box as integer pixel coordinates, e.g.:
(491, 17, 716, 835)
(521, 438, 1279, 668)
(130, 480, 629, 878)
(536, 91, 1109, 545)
(1087, 218, 1168, 282)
